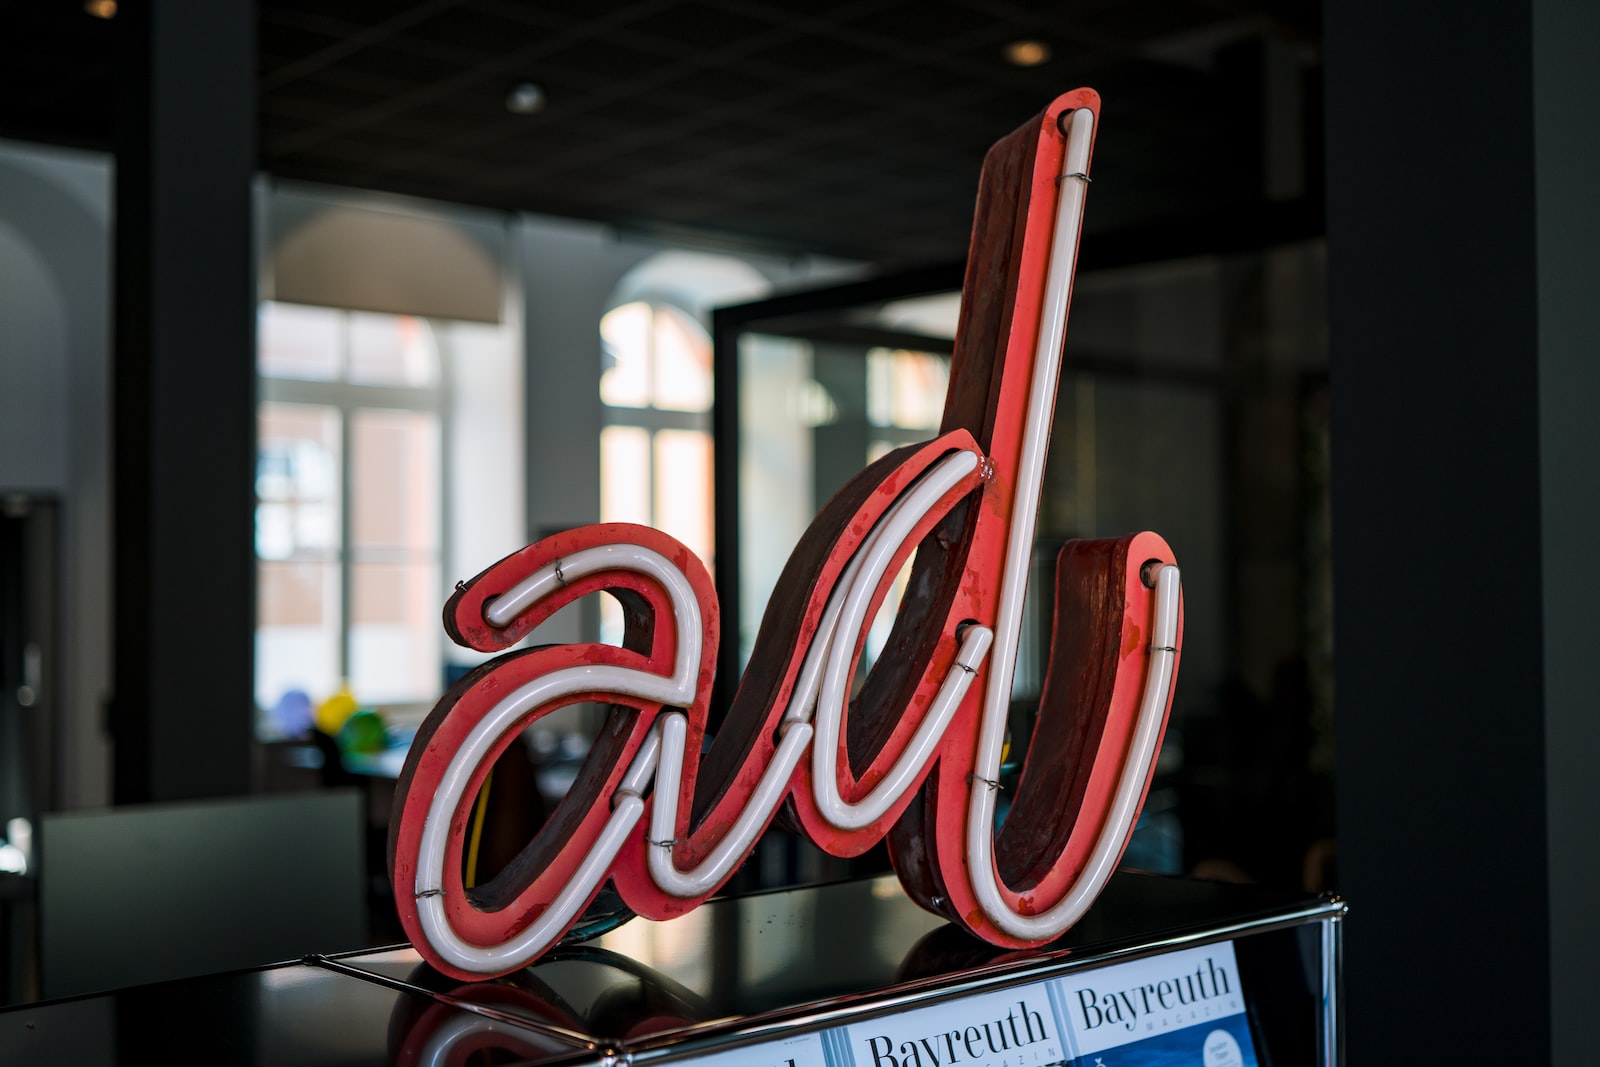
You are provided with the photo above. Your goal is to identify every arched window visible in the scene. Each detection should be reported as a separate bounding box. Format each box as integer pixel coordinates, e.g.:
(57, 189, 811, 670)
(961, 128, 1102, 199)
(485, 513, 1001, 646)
(597, 251, 770, 646)
(597, 300, 715, 644)
(599, 300, 715, 560)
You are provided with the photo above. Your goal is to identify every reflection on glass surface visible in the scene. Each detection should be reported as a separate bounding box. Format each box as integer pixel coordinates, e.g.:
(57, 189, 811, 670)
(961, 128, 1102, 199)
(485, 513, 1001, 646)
(586, 877, 949, 1020)
(0, 994, 112, 1062)
(0, 875, 1337, 1065)
(383, 970, 591, 1064)
(733, 336, 949, 677)
(602, 895, 714, 993)
(736, 333, 816, 669)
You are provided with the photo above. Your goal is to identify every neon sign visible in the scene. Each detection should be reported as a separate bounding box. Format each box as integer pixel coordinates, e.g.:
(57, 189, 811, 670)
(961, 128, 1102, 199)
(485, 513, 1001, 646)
(390, 88, 1183, 981)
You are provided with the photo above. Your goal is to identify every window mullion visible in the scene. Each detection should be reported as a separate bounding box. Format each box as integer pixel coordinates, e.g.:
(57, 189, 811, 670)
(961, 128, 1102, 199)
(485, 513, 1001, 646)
(434, 321, 453, 671)
(646, 306, 659, 528)
(338, 400, 353, 685)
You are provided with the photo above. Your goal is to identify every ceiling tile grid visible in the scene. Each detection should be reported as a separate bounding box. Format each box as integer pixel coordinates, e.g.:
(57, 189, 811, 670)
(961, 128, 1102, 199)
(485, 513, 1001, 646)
(0, 0, 1322, 264)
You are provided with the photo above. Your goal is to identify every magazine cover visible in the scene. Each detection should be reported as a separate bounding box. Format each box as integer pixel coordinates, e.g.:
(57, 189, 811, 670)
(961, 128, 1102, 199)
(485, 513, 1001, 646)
(1051, 941, 1258, 1067)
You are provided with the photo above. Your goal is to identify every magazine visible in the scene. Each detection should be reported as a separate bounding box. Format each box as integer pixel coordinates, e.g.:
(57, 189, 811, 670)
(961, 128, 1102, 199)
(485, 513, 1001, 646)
(675, 940, 1257, 1067)
(1052, 941, 1257, 1067)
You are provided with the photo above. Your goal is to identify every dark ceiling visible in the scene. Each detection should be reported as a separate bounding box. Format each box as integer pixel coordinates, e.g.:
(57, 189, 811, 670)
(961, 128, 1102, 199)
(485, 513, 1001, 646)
(0, 0, 1323, 266)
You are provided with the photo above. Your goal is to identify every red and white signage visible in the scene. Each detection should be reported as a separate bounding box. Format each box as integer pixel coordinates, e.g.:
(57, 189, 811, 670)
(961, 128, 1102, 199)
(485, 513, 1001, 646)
(390, 88, 1183, 981)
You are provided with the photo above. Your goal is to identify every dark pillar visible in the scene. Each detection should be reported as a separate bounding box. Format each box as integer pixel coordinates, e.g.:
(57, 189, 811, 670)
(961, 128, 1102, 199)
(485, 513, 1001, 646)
(113, 2, 256, 802)
(1325, 0, 1600, 1060)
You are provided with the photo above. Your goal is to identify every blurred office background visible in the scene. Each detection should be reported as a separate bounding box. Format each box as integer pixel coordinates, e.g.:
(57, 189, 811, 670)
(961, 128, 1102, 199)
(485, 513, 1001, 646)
(0, 3, 1594, 1061)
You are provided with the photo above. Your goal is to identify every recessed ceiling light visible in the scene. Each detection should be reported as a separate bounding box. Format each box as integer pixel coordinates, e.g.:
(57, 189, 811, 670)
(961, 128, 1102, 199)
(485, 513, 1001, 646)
(506, 83, 546, 115)
(1003, 39, 1052, 67)
(84, 0, 117, 18)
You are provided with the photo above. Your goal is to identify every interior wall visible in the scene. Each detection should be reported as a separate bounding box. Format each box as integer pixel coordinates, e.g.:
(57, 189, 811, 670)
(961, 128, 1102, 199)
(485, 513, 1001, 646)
(1, 137, 860, 805)
(0, 140, 113, 811)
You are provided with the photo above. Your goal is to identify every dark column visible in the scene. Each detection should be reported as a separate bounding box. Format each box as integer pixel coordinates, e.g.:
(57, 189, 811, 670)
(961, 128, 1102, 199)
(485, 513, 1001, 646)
(1530, 5, 1600, 1060)
(113, 2, 256, 802)
(1325, 0, 1600, 1060)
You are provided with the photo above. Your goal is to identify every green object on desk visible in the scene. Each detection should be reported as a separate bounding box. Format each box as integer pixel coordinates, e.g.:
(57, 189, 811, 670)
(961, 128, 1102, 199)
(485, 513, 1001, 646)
(339, 709, 388, 755)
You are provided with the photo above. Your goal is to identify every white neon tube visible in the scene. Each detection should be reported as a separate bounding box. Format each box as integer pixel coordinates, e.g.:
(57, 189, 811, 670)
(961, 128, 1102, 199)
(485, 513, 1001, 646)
(778, 551, 857, 730)
(484, 542, 703, 647)
(781, 448, 979, 737)
(810, 452, 991, 829)
(965, 106, 1095, 869)
(615, 718, 662, 802)
(813, 623, 992, 830)
(967, 562, 1178, 939)
(647, 449, 984, 888)
(647, 709, 814, 897)
(415, 543, 704, 973)
(960, 105, 1172, 939)
(418, 764, 645, 972)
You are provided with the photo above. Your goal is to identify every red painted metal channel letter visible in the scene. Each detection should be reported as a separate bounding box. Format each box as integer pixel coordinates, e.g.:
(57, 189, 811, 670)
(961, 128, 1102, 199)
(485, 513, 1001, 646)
(390, 88, 1184, 981)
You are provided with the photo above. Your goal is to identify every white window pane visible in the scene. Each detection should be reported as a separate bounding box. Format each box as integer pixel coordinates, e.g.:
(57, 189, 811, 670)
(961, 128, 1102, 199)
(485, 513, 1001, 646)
(599, 594, 625, 649)
(256, 561, 340, 709)
(651, 305, 712, 412)
(599, 416, 650, 642)
(867, 348, 949, 430)
(737, 334, 816, 672)
(351, 409, 440, 551)
(256, 503, 293, 561)
(350, 560, 441, 704)
(258, 302, 340, 381)
(600, 302, 650, 408)
(348, 312, 439, 386)
(897, 351, 949, 429)
(257, 403, 340, 559)
(600, 425, 651, 526)
(653, 429, 713, 568)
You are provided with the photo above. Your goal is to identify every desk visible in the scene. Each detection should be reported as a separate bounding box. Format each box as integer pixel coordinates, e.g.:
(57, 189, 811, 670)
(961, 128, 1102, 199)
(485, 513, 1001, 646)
(0, 871, 1342, 1065)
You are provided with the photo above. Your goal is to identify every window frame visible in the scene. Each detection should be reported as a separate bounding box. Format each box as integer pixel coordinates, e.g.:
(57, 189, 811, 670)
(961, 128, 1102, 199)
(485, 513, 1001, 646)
(256, 302, 452, 712)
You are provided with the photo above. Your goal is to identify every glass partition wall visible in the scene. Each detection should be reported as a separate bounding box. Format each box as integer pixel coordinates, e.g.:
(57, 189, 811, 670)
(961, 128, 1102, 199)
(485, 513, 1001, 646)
(711, 241, 1331, 892)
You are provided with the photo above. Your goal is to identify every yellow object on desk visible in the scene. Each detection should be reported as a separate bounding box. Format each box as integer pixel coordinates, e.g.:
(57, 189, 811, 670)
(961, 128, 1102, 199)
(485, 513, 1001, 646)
(314, 680, 359, 735)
